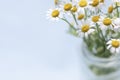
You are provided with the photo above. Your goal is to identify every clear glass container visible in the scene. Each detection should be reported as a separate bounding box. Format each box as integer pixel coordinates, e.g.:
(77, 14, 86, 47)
(81, 43, 120, 80)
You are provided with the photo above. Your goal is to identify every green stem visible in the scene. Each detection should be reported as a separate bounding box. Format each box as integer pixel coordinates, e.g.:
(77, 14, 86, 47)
(96, 23, 101, 39)
(100, 30, 106, 42)
(60, 18, 77, 31)
(96, 23, 106, 42)
(71, 12, 78, 25)
(96, 23, 106, 52)
(116, 3, 119, 17)
(84, 8, 87, 20)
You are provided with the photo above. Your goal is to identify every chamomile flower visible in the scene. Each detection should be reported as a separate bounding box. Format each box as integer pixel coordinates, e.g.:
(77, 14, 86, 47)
(99, 17, 113, 30)
(60, 1, 79, 17)
(77, 0, 90, 13)
(62, 1, 78, 12)
(78, 0, 88, 8)
(77, 9, 85, 20)
(59, 2, 73, 16)
(71, 6, 78, 13)
(77, 21, 95, 37)
(89, 0, 100, 8)
(107, 3, 116, 16)
(90, 15, 102, 28)
(46, 8, 62, 21)
(107, 39, 120, 54)
(108, 5, 114, 14)
(77, 13, 85, 20)
(63, 3, 73, 11)
(91, 15, 100, 23)
(88, 0, 104, 13)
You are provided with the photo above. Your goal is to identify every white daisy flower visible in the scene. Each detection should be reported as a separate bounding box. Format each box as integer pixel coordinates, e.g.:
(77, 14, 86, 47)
(99, 17, 113, 31)
(88, 0, 106, 14)
(70, 0, 79, 15)
(60, 1, 78, 14)
(76, 9, 85, 20)
(59, 2, 73, 16)
(77, 0, 91, 13)
(112, 18, 120, 32)
(107, 39, 120, 54)
(77, 21, 95, 37)
(46, 8, 62, 21)
(78, 0, 89, 8)
(91, 15, 100, 23)
(59, 1, 73, 12)
(59, 1, 79, 20)
(89, 0, 101, 10)
(71, 5, 78, 13)
(107, 4, 114, 15)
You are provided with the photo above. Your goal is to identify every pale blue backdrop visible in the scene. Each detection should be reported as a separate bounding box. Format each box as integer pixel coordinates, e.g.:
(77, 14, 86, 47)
(0, 0, 111, 80)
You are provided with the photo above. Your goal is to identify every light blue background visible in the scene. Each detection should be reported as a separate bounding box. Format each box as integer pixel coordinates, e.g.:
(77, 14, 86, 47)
(0, 0, 111, 80)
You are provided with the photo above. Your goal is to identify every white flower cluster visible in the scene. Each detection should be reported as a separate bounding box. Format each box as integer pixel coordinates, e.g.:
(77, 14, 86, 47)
(47, 0, 120, 54)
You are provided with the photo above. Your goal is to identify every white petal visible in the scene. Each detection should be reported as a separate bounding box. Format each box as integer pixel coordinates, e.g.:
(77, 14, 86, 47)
(107, 45, 112, 49)
(88, 29, 95, 34)
(110, 47, 116, 54)
(116, 48, 120, 53)
(107, 41, 112, 45)
(111, 39, 116, 41)
(84, 33, 88, 38)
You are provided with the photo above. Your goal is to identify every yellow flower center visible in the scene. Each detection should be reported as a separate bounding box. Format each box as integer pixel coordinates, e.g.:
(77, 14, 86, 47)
(91, 0, 99, 7)
(71, 6, 77, 12)
(81, 25, 90, 32)
(100, 0, 104, 3)
(78, 14, 85, 20)
(54, 0, 58, 5)
(79, 0, 88, 7)
(103, 18, 112, 26)
(92, 16, 100, 22)
(64, 3, 72, 11)
(112, 40, 120, 48)
(108, 5, 114, 13)
(51, 10, 60, 17)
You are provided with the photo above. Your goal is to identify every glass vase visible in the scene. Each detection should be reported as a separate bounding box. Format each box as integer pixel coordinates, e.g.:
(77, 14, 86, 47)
(81, 42, 120, 80)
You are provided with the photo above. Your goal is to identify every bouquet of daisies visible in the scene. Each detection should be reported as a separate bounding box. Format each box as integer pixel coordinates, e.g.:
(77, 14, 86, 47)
(47, 0, 120, 58)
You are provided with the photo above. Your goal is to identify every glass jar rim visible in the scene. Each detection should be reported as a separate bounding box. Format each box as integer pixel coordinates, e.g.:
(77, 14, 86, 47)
(82, 42, 120, 63)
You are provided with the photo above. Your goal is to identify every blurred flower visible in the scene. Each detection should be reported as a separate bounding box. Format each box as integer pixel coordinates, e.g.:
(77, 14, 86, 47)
(46, 8, 62, 21)
(47, 0, 120, 55)
(99, 17, 113, 30)
(77, 21, 95, 37)
(91, 15, 100, 23)
(108, 5, 114, 14)
(78, 0, 88, 8)
(107, 39, 120, 54)
(77, 9, 85, 20)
